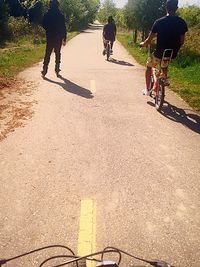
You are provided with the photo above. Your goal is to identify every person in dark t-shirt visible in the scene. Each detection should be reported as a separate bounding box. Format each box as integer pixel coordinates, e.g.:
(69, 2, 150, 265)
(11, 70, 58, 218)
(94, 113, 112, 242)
(140, 0, 188, 96)
(41, 0, 67, 77)
(102, 16, 117, 55)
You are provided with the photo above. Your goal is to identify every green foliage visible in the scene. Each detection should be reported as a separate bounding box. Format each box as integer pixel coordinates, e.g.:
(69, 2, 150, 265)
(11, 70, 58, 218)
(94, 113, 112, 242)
(115, 8, 126, 29)
(178, 5, 200, 27)
(98, 0, 117, 24)
(60, 0, 100, 31)
(7, 16, 31, 38)
(124, 0, 138, 29)
(1, 0, 100, 41)
(0, 43, 45, 77)
(124, 0, 166, 31)
(6, 16, 45, 40)
(184, 26, 200, 56)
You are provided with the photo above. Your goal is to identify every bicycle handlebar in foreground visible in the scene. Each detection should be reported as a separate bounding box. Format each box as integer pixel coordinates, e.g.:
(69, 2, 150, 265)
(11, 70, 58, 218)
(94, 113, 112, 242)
(0, 246, 174, 267)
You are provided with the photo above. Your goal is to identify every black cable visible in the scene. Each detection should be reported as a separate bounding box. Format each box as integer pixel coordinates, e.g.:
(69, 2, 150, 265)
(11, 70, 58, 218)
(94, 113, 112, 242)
(52, 249, 124, 267)
(0, 245, 76, 266)
(103, 247, 154, 265)
(39, 255, 101, 267)
(39, 255, 78, 267)
(1, 246, 171, 267)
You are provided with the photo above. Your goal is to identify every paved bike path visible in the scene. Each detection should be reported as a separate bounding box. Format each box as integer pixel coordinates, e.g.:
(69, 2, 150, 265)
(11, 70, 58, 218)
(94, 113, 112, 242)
(0, 24, 200, 267)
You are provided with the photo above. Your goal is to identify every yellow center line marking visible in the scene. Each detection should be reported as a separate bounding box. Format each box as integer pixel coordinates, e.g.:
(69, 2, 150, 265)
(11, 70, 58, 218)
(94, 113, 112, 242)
(90, 80, 96, 94)
(78, 199, 96, 267)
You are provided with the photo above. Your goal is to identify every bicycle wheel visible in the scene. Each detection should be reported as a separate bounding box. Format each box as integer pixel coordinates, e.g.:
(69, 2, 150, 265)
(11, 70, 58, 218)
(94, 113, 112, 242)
(106, 43, 110, 61)
(155, 81, 165, 111)
(149, 74, 154, 97)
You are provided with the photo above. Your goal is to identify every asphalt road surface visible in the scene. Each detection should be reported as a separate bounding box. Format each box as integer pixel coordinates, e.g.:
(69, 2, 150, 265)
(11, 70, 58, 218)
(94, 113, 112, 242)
(0, 24, 200, 267)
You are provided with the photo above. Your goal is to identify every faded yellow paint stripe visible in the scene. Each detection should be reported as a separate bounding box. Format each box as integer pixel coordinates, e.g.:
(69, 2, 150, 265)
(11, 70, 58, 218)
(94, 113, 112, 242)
(78, 199, 96, 267)
(90, 80, 96, 94)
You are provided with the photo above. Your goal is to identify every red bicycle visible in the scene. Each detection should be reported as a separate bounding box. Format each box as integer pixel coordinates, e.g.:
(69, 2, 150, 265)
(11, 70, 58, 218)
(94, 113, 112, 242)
(148, 48, 173, 111)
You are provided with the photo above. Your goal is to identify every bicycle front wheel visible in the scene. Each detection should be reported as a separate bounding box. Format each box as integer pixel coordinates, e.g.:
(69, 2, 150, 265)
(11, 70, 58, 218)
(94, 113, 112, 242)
(155, 81, 165, 111)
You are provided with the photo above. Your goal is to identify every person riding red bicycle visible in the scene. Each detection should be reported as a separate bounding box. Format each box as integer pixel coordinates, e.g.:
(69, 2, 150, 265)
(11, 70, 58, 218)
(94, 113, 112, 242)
(140, 0, 188, 96)
(102, 16, 117, 56)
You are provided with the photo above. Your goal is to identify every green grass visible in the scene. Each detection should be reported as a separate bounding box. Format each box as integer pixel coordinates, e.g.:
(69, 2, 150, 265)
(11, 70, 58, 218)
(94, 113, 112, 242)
(0, 43, 45, 77)
(117, 32, 200, 112)
(0, 32, 79, 79)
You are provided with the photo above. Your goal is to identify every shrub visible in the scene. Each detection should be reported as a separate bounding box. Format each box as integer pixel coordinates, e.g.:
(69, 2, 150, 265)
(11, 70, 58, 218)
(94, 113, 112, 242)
(7, 16, 45, 41)
(7, 16, 31, 38)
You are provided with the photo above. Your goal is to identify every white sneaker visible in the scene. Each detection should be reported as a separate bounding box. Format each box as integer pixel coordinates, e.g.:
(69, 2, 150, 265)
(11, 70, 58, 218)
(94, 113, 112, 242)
(142, 89, 150, 96)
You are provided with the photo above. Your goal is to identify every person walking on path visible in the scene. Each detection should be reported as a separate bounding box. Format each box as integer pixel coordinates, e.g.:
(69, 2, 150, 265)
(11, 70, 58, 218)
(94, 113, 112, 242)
(41, 0, 67, 77)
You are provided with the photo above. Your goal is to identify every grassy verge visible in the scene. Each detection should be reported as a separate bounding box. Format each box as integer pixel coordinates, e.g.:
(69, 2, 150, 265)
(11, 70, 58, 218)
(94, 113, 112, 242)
(0, 32, 79, 79)
(117, 32, 200, 112)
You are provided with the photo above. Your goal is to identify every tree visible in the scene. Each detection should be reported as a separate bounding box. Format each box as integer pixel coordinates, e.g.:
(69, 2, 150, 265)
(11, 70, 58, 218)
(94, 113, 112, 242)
(124, 0, 166, 41)
(178, 5, 200, 27)
(5, 0, 25, 17)
(60, 0, 100, 31)
(114, 8, 126, 29)
(27, 1, 46, 24)
(98, 0, 117, 24)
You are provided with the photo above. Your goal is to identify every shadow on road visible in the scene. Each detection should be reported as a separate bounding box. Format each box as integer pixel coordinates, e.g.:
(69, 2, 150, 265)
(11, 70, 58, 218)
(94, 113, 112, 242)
(43, 76, 94, 99)
(161, 101, 200, 134)
(88, 24, 103, 30)
(147, 100, 200, 134)
(81, 30, 94, 34)
(109, 58, 134, 67)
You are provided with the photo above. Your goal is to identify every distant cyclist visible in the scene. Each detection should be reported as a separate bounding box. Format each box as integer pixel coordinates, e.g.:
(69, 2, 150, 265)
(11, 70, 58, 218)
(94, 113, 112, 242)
(140, 0, 188, 96)
(41, 0, 67, 77)
(102, 16, 117, 55)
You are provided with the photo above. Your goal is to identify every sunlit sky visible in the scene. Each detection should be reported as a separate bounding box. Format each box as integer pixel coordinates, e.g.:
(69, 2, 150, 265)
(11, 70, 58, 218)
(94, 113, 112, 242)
(112, 0, 200, 8)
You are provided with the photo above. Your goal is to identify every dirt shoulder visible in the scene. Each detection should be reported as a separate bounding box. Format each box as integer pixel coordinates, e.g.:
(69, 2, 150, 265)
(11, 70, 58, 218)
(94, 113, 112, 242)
(0, 77, 37, 142)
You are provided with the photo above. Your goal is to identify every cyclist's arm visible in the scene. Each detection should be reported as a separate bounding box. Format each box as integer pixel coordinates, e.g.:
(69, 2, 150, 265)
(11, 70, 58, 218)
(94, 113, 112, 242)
(102, 27, 106, 38)
(140, 32, 156, 47)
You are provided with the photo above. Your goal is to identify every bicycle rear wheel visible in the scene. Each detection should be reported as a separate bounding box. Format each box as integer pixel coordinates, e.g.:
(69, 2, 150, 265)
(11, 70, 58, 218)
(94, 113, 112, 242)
(155, 81, 165, 111)
(106, 43, 110, 61)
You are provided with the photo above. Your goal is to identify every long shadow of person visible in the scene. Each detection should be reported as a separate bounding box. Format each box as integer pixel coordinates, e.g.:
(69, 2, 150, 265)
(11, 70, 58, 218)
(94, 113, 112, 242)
(109, 58, 134, 67)
(160, 101, 200, 134)
(43, 76, 94, 99)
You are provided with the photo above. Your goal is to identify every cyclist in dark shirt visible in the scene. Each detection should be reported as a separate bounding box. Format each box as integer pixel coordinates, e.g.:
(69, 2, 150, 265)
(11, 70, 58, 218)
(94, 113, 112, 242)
(140, 0, 188, 96)
(102, 16, 117, 55)
(41, 0, 67, 77)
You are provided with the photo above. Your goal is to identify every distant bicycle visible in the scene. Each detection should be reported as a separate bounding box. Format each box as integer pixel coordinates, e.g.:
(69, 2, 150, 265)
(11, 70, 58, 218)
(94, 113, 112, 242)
(103, 39, 112, 61)
(0, 245, 174, 267)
